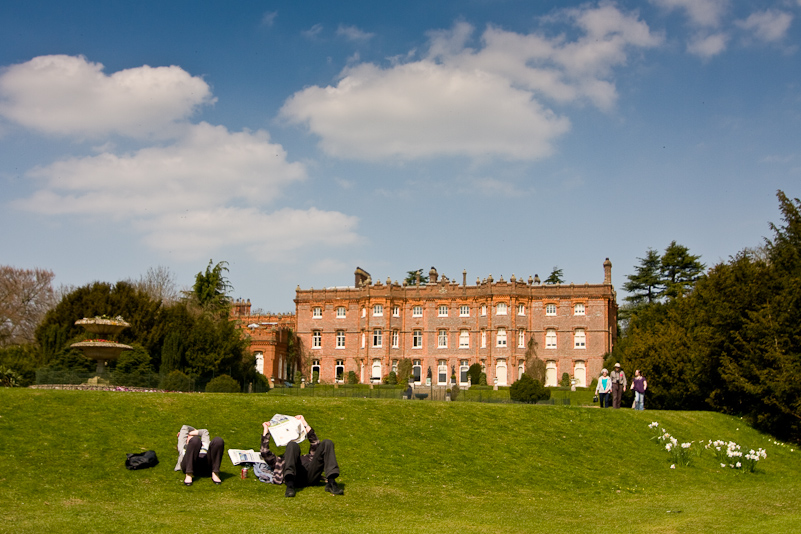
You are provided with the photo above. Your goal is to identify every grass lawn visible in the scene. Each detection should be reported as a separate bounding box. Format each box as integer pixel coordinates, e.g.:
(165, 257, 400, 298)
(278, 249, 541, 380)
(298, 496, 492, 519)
(1, 389, 800, 533)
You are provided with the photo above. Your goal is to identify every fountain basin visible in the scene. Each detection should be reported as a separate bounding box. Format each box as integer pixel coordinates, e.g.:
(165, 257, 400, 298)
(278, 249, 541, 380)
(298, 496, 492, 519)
(69, 341, 132, 361)
(75, 318, 130, 336)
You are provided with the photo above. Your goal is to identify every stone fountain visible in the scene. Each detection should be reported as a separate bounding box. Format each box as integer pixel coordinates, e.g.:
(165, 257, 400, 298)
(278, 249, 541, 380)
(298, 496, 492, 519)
(70, 316, 133, 376)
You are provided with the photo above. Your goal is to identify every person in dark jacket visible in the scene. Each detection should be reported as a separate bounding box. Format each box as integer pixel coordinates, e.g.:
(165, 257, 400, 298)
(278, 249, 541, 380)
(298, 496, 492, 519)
(260, 414, 343, 497)
(610, 363, 627, 409)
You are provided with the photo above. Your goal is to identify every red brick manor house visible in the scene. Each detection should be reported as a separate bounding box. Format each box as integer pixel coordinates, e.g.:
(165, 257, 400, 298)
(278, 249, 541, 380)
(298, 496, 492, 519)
(233, 259, 617, 388)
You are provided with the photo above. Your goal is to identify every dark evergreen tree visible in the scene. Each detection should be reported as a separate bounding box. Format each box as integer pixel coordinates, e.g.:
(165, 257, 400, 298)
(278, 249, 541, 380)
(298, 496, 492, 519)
(623, 249, 663, 305)
(660, 241, 706, 299)
(191, 260, 233, 315)
(404, 270, 429, 285)
(510, 373, 551, 403)
(544, 266, 564, 284)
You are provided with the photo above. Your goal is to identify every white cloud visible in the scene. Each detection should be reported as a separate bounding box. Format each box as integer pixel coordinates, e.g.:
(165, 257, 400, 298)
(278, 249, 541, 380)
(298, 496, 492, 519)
(687, 32, 729, 58)
(650, 0, 729, 27)
(735, 10, 793, 42)
(282, 60, 571, 161)
(302, 24, 324, 39)
(19, 122, 305, 217)
(0, 55, 214, 138)
(262, 11, 277, 27)
(137, 207, 360, 261)
(337, 25, 375, 42)
(281, 5, 661, 162)
(13, 115, 359, 261)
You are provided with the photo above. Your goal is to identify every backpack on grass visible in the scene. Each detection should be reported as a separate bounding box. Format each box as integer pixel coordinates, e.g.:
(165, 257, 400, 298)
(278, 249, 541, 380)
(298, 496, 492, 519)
(125, 450, 159, 470)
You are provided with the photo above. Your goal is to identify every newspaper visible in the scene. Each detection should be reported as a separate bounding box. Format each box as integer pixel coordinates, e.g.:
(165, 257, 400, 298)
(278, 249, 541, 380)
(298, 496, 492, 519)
(227, 449, 263, 466)
(268, 413, 307, 447)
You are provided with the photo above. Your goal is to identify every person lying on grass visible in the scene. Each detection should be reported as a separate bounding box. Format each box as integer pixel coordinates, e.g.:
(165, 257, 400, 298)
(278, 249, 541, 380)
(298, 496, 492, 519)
(260, 414, 343, 497)
(175, 425, 224, 486)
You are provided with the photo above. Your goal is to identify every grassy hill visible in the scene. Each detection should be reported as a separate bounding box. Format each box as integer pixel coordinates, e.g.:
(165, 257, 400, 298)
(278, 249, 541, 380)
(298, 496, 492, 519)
(1, 389, 800, 533)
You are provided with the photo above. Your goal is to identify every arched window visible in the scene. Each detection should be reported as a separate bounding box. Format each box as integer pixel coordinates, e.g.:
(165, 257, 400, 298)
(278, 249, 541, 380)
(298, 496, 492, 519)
(255, 352, 264, 375)
(545, 360, 557, 387)
(335, 360, 344, 382)
(459, 360, 469, 384)
(496, 359, 507, 386)
(574, 360, 586, 387)
(372, 359, 382, 382)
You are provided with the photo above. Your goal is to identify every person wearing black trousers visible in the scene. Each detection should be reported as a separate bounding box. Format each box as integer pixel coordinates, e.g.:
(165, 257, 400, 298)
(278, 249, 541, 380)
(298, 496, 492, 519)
(260, 415, 343, 497)
(174, 425, 225, 486)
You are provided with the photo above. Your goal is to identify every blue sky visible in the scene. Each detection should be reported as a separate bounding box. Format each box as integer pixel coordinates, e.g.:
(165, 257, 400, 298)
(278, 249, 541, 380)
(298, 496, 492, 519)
(1, 0, 799, 312)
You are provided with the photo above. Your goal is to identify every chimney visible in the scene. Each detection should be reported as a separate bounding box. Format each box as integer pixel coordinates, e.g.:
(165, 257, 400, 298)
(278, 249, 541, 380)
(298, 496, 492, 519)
(355, 267, 370, 287)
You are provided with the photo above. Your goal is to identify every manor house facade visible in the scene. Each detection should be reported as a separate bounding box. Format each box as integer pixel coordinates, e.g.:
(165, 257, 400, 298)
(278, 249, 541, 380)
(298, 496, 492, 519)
(293, 260, 617, 388)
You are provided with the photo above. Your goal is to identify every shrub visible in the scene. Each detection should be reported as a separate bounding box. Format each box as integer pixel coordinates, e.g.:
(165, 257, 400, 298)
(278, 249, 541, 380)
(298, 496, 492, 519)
(450, 383, 460, 400)
(347, 370, 359, 384)
(312, 370, 319, 384)
(205, 374, 241, 393)
(468, 363, 482, 385)
(250, 373, 270, 393)
(387, 371, 398, 385)
(479, 372, 488, 386)
(1, 367, 22, 387)
(589, 378, 598, 392)
(0, 344, 42, 386)
(510, 374, 551, 403)
(560, 372, 571, 387)
(396, 358, 412, 384)
(159, 370, 192, 391)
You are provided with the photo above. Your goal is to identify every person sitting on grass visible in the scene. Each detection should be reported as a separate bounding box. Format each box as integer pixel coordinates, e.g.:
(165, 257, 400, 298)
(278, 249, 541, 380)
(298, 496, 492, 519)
(175, 425, 224, 486)
(260, 414, 343, 497)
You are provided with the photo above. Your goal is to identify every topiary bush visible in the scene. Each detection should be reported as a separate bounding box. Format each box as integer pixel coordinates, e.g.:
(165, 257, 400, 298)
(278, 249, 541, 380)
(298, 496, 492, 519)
(396, 358, 412, 384)
(560, 372, 571, 387)
(159, 370, 192, 391)
(250, 373, 270, 393)
(510, 374, 551, 403)
(347, 370, 359, 384)
(450, 383, 460, 400)
(468, 363, 482, 385)
(205, 374, 241, 393)
(479, 372, 488, 386)
(386, 371, 397, 385)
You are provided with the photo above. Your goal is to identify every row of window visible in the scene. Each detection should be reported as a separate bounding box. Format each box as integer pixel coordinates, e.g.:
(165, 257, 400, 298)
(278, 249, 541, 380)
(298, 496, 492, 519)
(309, 358, 587, 387)
(311, 328, 586, 350)
(312, 302, 586, 318)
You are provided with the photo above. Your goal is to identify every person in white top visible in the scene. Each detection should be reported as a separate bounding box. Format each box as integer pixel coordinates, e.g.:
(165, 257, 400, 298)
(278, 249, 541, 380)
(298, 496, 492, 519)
(595, 369, 612, 408)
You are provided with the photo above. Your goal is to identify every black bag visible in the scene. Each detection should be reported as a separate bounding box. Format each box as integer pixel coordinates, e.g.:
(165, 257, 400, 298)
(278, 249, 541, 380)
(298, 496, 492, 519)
(125, 450, 159, 470)
(593, 394, 599, 403)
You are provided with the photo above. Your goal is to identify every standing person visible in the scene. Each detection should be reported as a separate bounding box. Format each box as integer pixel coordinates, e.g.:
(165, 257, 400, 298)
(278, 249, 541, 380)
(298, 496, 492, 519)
(260, 414, 343, 497)
(595, 369, 612, 408)
(632, 370, 647, 410)
(175, 425, 225, 486)
(610, 363, 627, 409)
